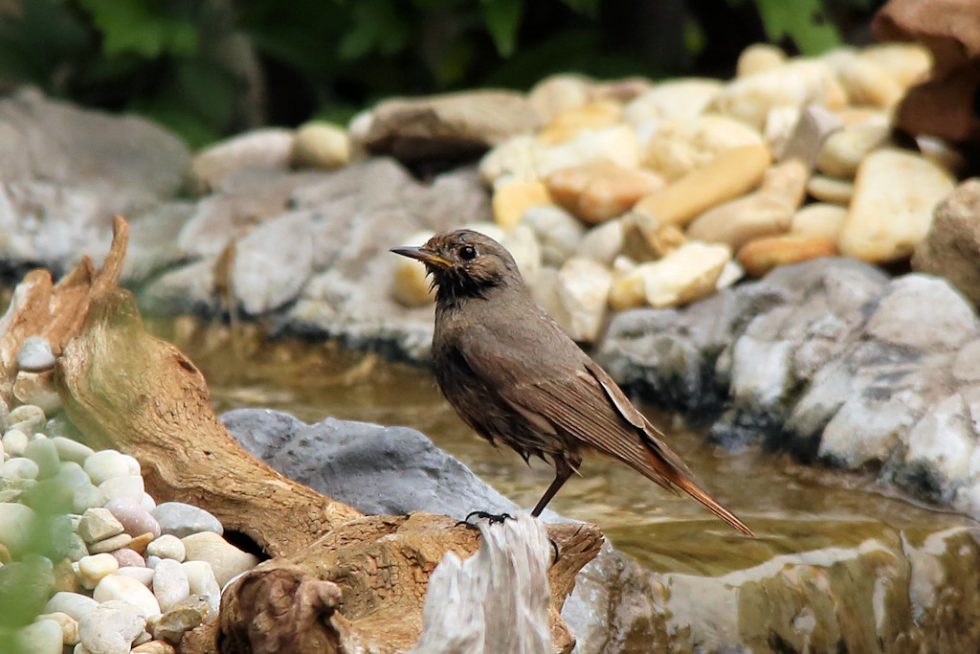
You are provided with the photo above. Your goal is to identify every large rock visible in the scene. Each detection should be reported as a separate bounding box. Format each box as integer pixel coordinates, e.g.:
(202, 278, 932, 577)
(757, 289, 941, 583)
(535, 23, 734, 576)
(913, 179, 980, 306)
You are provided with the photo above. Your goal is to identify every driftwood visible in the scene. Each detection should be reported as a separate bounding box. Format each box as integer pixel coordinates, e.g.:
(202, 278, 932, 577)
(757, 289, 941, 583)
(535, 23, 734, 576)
(0, 217, 603, 652)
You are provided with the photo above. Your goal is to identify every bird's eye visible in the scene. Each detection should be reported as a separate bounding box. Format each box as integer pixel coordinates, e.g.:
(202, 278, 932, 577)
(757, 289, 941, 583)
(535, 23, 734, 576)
(459, 245, 477, 261)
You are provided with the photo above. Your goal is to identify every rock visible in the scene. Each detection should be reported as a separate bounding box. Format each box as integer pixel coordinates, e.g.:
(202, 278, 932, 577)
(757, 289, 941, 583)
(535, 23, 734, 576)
(181, 562, 220, 614)
(577, 219, 625, 266)
(501, 224, 542, 285)
(149, 599, 209, 643)
(867, 275, 978, 351)
(528, 74, 592, 123)
(1, 456, 39, 480)
(478, 135, 540, 184)
(187, 128, 295, 194)
(98, 476, 144, 503)
(16, 336, 55, 372)
(537, 101, 622, 144)
(117, 567, 154, 586)
(632, 144, 771, 228)
(35, 611, 79, 646)
(12, 370, 60, 416)
(779, 105, 844, 169)
(146, 536, 185, 563)
(24, 437, 59, 478)
(152, 559, 190, 612)
(44, 592, 98, 622)
(832, 54, 904, 108)
(554, 258, 612, 342)
(72, 484, 106, 514)
(641, 114, 763, 180)
(535, 125, 639, 177)
(131, 640, 176, 654)
(839, 148, 955, 263)
(545, 161, 663, 224)
(291, 121, 350, 170)
(83, 451, 130, 486)
(816, 123, 891, 178)
(152, 503, 223, 538)
(737, 236, 838, 277)
(390, 229, 437, 307)
(89, 534, 134, 555)
(790, 203, 848, 241)
(623, 79, 723, 125)
(2, 429, 27, 457)
(180, 532, 259, 587)
(764, 105, 802, 158)
(77, 553, 119, 590)
(17, 617, 63, 654)
(104, 499, 161, 539)
(5, 404, 45, 432)
(94, 575, 162, 618)
(913, 179, 980, 306)
(686, 159, 808, 249)
(710, 60, 847, 129)
(111, 550, 145, 569)
(127, 533, 155, 556)
(78, 601, 146, 654)
(52, 437, 94, 464)
(609, 241, 731, 310)
(520, 205, 584, 266)
(806, 174, 854, 204)
(358, 90, 540, 160)
(736, 43, 787, 77)
(491, 180, 552, 229)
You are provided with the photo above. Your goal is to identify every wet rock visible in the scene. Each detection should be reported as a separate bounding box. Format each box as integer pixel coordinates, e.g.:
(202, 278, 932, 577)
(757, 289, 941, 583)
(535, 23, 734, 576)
(16, 336, 55, 372)
(187, 128, 295, 195)
(913, 179, 980, 306)
(180, 532, 259, 587)
(151, 503, 222, 539)
(292, 121, 350, 170)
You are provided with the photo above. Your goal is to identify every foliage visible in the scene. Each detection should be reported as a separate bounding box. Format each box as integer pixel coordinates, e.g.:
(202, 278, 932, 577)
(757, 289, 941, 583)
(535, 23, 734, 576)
(0, 0, 885, 148)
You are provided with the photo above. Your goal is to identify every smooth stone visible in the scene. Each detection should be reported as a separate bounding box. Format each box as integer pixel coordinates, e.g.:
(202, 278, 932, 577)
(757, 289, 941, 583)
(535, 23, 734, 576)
(860, 43, 932, 90)
(111, 549, 145, 568)
(24, 437, 59, 478)
(58, 461, 90, 487)
(131, 640, 176, 654)
(99, 475, 144, 502)
(528, 73, 592, 123)
(521, 205, 584, 266)
(554, 258, 612, 343)
(545, 161, 663, 224)
(764, 105, 802, 159)
(15, 336, 56, 372)
(535, 125, 639, 177)
(865, 275, 978, 351)
(478, 134, 540, 184)
(790, 203, 848, 241)
(839, 148, 955, 263)
(140, 493, 156, 513)
(2, 429, 28, 457)
(816, 123, 891, 179)
(72, 484, 106, 514)
(623, 78, 723, 124)
(5, 404, 46, 432)
(833, 55, 902, 108)
(187, 128, 294, 194)
(912, 179, 980, 306)
(609, 241, 731, 310)
(390, 229, 437, 308)
(12, 371, 62, 416)
(291, 121, 350, 170)
(736, 235, 838, 277)
(83, 451, 130, 486)
(105, 498, 161, 539)
(94, 574, 162, 618)
(65, 534, 89, 562)
(577, 219, 625, 266)
(736, 43, 787, 77)
(89, 533, 134, 554)
(52, 437, 95, 464)
(152, 559, 190, 612)
(78, 600, 146, 654)
(537, 100, 621, 144)
(121, 455, 141, 476)
(632, 144, 771, 229)
(146, 556, 161, 569)
(145, 535, 185, 563)
(2, 456, 39, 480)
(181, 532, 259, 587)
(181, 561, 220, 614)
(117, 566, 154, 586)
(127, 533, 155, 555)
(77, 553, 119, 589)
(491, 179, 552, 229)
(642, 114, 763, 180)
(806, 175, 854, 204)
(152, 503, 223, 538)
(44, 592, 98, 622)
(17, 617, 63, 654)
(501, 224, 542, 286)
(78, 508, 125, 544)
(36, 611, 79, 646)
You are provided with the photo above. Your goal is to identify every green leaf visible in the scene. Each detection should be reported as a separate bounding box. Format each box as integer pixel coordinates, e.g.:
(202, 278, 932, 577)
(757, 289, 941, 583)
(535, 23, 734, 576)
(338, 0, 408, 61)
(79, 0, 198, 58)
(753, 0, 841, 55)
(560, 0, 600, 16)
(480, 0, 522, 57)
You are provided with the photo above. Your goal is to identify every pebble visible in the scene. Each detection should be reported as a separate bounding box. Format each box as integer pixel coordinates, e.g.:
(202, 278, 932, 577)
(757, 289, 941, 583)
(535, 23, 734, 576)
(12, 372, 62, 416)
(16, 336, 56, 372)
(99, 475, 145, 502)
(816, 123, 891, 179)
(736, 43, 787, 77)
(17, 617, 63, 654)
(5, 404, 46, 432)
(521, 205, 585, 266)
(391, 229, 436, 307)
(89, 533, 134, 554)
(737, 235, 838, 277)
(72, 484, 106, 514)
(835, 56, 902, 109)
(528, 73, 592, 123)
(2, 429, 28, 456)
(78, 508, 125, 544)
(291, 121, 350, 170)
(860, 43, 932, 91)
(145, 535, 185, 562)
(535, 124, 639, 177)
(52, 437, 95, 464)
(94, 574, 162, 618)
(623, 78, 723, 124)
(181, 531, 259, 587)
(77, 553, 119, 589)
(153, 503, 224, 540)
(36, 611, 80, 646)
(152, 559, 190, 612)
(610, 241, 731, 310)
(121, 455, 141, 476)
(545, 161, 663, 224)
(24, 437, 60, 478)
(187, 127, 295, 194)
(78, 600, 146, 654)
(83, 451, 131, 486)
(554, 258, 613, 343)
(492, 179, 552, 229)
(132, 640, 176, 654)
(128, 532, 155, 555)
(537, 100, 622, 144)
(150, 599, 209, 643)
(478, 134, 540, 184)
(2, 456, 40, 480)
(116, 566, 155, 586)
(577, 219, 625, 266)
(642, 114, 763, 180)
(806, 175, 854, 204)
(140, 493, 156, 513)
(790, 203, 848, 241)
(838, 148, 955, 263)
(181, 561, 221, 614)
(111, 549, 145, 568)
(105, 498, 161, 538)
(45, 592, 99, 621)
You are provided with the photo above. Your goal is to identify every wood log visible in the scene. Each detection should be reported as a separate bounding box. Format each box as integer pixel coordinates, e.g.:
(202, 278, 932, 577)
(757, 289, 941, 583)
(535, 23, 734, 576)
(0, 217, 603, 652)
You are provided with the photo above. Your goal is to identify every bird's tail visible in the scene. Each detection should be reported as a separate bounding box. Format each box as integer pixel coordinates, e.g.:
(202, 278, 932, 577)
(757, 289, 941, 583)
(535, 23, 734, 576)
(672, 474, 755, 537)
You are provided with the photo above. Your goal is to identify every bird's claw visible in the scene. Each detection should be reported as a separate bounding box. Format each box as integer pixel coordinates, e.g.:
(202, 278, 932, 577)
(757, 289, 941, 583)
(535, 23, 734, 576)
(549, 538, 561, 564)
(456, 511, 515, 529)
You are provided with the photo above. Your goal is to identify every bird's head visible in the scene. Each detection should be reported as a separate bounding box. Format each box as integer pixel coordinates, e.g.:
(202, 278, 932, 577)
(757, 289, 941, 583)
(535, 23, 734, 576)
(391, 229, 524, 303)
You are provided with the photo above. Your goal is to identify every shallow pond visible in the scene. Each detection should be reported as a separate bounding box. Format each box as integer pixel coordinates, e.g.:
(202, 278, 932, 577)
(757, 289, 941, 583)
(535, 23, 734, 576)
(150, 318, 978, 575)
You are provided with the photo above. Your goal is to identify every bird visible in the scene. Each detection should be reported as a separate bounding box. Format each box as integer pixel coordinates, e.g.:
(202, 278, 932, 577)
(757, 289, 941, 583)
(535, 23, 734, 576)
(391, 229, 754, 536)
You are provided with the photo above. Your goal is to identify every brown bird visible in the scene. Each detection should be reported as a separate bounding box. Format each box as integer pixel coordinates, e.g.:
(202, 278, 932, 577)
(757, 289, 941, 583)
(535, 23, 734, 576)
(392, 229, 754, 536)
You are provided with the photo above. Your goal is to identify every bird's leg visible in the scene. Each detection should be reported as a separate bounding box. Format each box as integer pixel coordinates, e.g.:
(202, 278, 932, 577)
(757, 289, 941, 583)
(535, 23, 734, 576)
(456, 510, 514, 528)
(530, 457, 576, 517)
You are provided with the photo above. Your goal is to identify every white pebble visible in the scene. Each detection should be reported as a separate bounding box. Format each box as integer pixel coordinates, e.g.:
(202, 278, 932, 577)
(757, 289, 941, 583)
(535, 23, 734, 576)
(2, 429, 28, 457)
(44, 592, 99, 622)
(83, 450, 130, 485)
(78, 601, 145, 654)
(52, 437, 95, 464)
(77, 553, 119, 589)
(121, 454, 141, 476)
(1, 456, 39, 480)
(99, 475, 145, 502)
(16, 336, 56, 372)
(77, 508, 124, 544)
(182, 560, 221, 614)
(146, 535, 185, 562)
(94, 574, 162, 618)
(0, 502, 36, 554)
(17, 617, 63, 654)
(153, 559, 190, 611)
(5, 404, 45, 431)
(140, 493, 156, 512)
(35, 611, 80, 646)
(116, 566, 155, 586)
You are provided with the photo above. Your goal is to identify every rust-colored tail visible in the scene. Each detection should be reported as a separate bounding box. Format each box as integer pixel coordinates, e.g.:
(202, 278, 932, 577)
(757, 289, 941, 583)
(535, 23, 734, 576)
(673, 475, 755, 537)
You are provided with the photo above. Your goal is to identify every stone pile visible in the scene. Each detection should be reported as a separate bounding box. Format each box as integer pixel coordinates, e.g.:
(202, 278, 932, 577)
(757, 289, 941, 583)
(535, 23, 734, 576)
(0, 338, 259, 654)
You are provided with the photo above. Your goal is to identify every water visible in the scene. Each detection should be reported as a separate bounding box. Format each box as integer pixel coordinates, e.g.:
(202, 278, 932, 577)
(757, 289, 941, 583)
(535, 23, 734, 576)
(149, 318, 977, 573)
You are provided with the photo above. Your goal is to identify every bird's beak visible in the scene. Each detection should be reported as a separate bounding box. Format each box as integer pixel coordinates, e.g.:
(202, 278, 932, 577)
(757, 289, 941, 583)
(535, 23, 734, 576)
(390, 246, 452, 269)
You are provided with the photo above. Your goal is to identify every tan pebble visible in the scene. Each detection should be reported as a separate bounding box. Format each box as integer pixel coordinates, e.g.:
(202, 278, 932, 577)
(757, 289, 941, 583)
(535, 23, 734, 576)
(479, 135, 542, 184)
(833, 107, 889, 127)
(860, 43, 932, 90)
(737, 235, 837, 277)
(291, 122, 350, 170)
(816, 123, 891, 179)
(554, 258, 612, 342)
(529, 74, 593, 123)
(835, 57, 903, 108)
(806, 175, 854, 204)
(641, 114, 763, 180)
(545, 161, 663, 224)
(736, 43, 786, 77)
(88, 533, 133, 554)
(610, 241, 730, 310)
(132, 640, 176, 654)
(633, 144, 771, 229)
(492, 180, 552, 229)
(790, 203, 848, 241)
(536, 125, 639, 176)
(622, 212, 686, 261)
(127, 533, 155, 556)
(391, 230, 437, 307)
(537, 101, 622, 145)
(36, 611, 79, 646)
(623, 79, 723, 124)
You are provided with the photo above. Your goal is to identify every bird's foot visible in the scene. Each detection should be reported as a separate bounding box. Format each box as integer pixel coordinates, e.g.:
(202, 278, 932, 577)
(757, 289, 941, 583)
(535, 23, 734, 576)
(456, 510, 514, 529)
